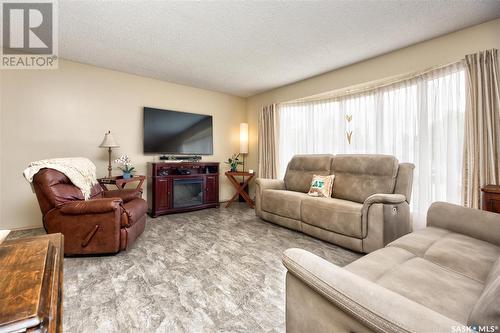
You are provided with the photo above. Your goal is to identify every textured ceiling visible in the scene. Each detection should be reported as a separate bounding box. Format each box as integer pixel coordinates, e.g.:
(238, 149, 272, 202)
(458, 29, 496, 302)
(59, 1, 500, 97)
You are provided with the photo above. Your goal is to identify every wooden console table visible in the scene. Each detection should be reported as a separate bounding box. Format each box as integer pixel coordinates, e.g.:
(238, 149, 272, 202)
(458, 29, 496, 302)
(98, 175, 146, 191)
(0, 233, 64, 333)
(225, 171, 255, 208)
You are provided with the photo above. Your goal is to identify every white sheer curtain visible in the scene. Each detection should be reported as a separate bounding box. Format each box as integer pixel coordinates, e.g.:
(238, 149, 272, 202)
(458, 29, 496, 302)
(278, 63, 466, 225)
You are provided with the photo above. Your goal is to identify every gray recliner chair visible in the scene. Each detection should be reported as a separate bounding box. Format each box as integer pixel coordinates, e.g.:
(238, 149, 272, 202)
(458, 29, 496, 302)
(283, 202, 500, 332)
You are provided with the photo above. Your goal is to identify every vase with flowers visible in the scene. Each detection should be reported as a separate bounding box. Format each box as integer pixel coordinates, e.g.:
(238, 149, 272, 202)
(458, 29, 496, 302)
(225, 153, 243, 172)
(114, 154, 135, 179)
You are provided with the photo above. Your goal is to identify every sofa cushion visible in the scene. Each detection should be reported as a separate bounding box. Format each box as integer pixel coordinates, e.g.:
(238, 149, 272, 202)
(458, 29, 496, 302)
(261, 189, 309, 220)
(284, 154, 333, 193)
(386, 226, 450, 257)
(388, 227, 500, 283)
(301, 197, 363, 238)
(347, 226, 500, 324)
(345, 246, 416, 281)
(377, 256, 483, 324)
(331, 154, 398, 203)
(346, 246, 484, 324)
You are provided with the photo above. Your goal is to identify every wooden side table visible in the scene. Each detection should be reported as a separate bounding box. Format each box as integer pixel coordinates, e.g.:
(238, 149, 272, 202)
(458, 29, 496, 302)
(0, 233, 64, 333)
(481, 185, 500, 213)
(225, 171, 255, 208)
(98, 175, 146, 191)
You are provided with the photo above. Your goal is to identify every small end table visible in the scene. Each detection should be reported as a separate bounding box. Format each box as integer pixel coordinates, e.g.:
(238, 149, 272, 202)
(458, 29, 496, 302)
(225, 171, 255, 208)
(481, 185, 500, 213)
(98, 175, 146, 191)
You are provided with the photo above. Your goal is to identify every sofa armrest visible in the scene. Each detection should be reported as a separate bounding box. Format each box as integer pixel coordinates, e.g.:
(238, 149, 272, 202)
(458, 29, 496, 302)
(361, 193, 410, 247)
(255, 178, 285, 217)
(103, 189, 143, 202)
(283, 248, 461, 333)
(45, 200, 123, 255)
(59, 198, 122, 215)
(362, 193, 406, 218)
(255, 178, 285, 191)
(364, 193, 406, 206)
(427, 201, 500, 246)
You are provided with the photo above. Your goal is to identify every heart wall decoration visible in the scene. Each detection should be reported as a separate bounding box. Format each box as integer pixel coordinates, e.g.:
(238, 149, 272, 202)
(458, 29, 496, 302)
(345, 114, 353, 144)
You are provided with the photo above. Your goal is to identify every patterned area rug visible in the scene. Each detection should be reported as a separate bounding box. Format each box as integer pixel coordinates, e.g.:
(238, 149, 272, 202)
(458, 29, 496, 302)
(8, 204, 361, 332)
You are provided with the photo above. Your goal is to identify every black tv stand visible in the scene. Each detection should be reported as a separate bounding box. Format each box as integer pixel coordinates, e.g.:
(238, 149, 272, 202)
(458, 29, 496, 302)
(159, 155, 202, 162)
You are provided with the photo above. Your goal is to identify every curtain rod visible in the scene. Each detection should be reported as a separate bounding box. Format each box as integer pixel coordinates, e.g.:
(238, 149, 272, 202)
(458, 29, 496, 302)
(282, 60, 464, 105)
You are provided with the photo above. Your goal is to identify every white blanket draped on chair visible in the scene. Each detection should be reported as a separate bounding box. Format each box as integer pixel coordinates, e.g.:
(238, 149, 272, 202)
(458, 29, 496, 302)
(23, 157, 99, 200)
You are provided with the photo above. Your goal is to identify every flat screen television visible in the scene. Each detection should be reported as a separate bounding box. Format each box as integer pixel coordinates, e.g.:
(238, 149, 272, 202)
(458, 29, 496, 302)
(143, 107, 213, 155)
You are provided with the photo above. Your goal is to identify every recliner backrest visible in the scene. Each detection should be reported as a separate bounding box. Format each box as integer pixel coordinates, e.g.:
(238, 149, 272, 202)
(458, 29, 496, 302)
(284, 154, 333, 193)
(33, 168, 103, 214)
(394, 163, 415, 203)
(331, 154, 399, 203)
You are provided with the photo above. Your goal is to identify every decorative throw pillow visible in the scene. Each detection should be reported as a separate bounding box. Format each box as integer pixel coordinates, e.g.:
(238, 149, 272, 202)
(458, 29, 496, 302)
(308, 174, 335, 197)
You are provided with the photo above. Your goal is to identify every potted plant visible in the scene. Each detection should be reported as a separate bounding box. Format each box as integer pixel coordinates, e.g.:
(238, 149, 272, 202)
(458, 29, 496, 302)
(114, 154, 135, 179)
(225, 153, 243, 172)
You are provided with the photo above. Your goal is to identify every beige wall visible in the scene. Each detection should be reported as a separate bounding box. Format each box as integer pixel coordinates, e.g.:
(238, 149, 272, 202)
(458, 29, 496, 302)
(1, 60, 246, 230)
(246, 18, 500, 183)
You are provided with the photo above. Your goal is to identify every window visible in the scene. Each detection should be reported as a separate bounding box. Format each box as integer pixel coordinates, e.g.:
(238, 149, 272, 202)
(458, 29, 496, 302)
(278, 63, 466, 224)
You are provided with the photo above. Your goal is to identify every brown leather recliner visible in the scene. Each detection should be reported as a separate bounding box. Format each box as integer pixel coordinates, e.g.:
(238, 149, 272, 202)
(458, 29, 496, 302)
(32, 168, 147, 255)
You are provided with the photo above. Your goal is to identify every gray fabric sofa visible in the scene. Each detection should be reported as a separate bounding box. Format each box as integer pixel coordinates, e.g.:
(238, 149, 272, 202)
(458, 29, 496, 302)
(283, 202, 500, 333)
(255, 154, 415, 253)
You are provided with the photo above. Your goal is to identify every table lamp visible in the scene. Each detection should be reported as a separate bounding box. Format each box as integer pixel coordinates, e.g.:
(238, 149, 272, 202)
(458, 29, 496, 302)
(99, 131, 120, 178)
(239, 123, 249, 171)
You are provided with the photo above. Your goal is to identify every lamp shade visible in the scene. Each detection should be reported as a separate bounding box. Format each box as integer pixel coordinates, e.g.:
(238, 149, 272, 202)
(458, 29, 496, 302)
(239, 123, 249, 154)
(99, 131, 120, 148)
